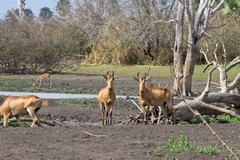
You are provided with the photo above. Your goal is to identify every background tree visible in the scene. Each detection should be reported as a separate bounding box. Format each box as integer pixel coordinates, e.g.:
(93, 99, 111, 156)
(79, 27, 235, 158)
(56, 0, 71, 17)
(39, 7, 53, 21)
(14, 8, 34, 20)
(173, 0, 231, 96)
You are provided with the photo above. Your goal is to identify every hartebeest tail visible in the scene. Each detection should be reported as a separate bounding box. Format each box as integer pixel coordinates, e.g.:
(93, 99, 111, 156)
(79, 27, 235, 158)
(98, 71, 116, 125)
(134, 72, 175, 124)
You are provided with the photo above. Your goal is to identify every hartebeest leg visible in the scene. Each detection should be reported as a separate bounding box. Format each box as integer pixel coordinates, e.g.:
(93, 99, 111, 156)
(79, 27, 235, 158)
(141, 105, 146, 124)
(49, 78, 52, 88)
(27, 107, 39, 127)
(145, 105, 150, 124)
(109, 105, 113, 125)
(39, 79, 42, 88)
(3, 114, 10, 127)
(99, 103, 105, 125)
(161, 107, 168, 124)
(105, 104, 109, 125)
(15, 115, 21, 126)
(35, 112, 41, 126)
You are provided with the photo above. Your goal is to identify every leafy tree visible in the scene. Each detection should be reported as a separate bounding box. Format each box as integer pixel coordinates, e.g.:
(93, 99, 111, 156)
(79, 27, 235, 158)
(39, 7, 53, 21)
(56, 0, 71, 17)
(14, 8, 34, 20)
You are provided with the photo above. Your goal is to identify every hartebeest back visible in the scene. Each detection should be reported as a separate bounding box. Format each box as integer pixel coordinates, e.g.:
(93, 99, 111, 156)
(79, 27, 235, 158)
(98, 71, 116, 125)
(0, 95, 42, 127)
(134, 72, 175, 124)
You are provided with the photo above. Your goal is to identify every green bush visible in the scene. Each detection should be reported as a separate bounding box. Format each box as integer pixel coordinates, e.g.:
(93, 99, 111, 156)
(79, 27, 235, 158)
(166, 135, 192, 152)
(196, 145, 221, 155)
(219, 114, 240, 123)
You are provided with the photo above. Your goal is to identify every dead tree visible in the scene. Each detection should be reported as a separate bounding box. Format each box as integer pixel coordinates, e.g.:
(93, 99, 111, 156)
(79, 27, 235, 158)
(175, 42, 240, 122)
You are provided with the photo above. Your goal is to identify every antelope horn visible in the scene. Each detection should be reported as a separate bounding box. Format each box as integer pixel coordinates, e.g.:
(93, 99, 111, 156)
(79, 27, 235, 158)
(106, 71, 110, 75)
(144, 72, 148, 78)
(137, 72, 140, 77)
(111, 71, 114, 76)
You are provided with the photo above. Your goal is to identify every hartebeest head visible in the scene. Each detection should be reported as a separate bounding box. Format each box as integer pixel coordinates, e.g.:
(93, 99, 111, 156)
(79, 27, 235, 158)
(103, 71, 115, 88)
(134, 72, 149, 94)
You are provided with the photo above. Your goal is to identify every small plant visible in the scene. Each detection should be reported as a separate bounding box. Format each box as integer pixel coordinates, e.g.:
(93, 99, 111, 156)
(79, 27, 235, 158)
(0, 118, 29, 127)
(137, 133, 148, 140)
(166, 135, 192, 152)
(179, 121, 190, 125)
(150, 145, 165, 156)
(164, 155, 177, 160)
(219, 114, 240, 123)
(150, 135, 192, 156)
(196, 145, 221, 155)
(194, 115, 216, 124)
(8, 120, 29, 127)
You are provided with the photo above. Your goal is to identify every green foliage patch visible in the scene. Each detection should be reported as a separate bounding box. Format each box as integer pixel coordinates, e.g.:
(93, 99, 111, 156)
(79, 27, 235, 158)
(219, 114, 240, 123)
(196, 145, 221, 155)
(150, 135, 192, 156)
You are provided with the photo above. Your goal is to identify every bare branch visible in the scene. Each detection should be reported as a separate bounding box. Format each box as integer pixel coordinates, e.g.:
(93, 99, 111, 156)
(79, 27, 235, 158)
(153, 19, 176, 24)
(221, 41, 227, 67)
(226, 56, 240, 72)
(197, 66, 218, 101)
(83, 131, 107, 137)
(228, 73, 240, 91)
(130, 99, 141, 112)
(212, 0, 225, 15)
(213, 43, 219, 64)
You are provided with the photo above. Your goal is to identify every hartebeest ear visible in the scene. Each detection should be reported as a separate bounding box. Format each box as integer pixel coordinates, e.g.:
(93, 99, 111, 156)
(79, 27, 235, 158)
(145, 76, 150, 81)
(133, 76, 139, 82)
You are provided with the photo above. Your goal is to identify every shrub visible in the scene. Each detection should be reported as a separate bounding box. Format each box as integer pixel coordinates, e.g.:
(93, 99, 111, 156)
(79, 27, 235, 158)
(196, 145, 221, 155)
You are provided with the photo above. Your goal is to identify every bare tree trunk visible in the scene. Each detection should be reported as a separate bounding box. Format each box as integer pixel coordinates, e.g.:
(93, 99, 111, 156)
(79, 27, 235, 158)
(173, 0, 226, 97)
(183, 40, 199, 96)
(173, 1, 185, 94)
(18, 0, 26, 20)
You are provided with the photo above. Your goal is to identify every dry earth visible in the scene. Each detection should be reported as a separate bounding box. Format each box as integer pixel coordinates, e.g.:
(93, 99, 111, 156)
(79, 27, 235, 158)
(0, 74, 239, 160)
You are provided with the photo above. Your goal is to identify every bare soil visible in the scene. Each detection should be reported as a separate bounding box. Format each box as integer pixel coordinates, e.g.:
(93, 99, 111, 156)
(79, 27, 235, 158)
(0, 74, 239, 160)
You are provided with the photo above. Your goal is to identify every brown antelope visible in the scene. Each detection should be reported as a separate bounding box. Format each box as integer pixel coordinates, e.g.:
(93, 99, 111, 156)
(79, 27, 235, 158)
(98, 71, 116, 125)
(0, 95, 42, 127)
(134, 72, 175, 124)
(32, 73, 52, 88)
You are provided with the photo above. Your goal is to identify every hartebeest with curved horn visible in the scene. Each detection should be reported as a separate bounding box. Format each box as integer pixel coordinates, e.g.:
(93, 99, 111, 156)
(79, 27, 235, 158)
(98, 71, 116, 125)
(134, 72, 175, 124)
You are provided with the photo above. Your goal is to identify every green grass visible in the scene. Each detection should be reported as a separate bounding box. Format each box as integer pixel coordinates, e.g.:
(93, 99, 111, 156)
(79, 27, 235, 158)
(193, 114, 240, 124)
(196, 145, 221, 155)
(150, 135, 192, 156)
(66, 64, 240, 81)
(137, 133, 148, 141)
(219, 114, 240, 123)
(194, 115, 217, 124)
(0, 64, 238, 94)
(0, 118, 29, 127)
(166, 135, 192, 152)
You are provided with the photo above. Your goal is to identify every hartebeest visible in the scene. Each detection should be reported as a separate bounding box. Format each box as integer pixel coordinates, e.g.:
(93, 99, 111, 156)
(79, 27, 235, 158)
(0, 95, 42, 127)
(32, 73, 52, 88)
(134, 72, 175, 124)
(98, 71, 116, 125)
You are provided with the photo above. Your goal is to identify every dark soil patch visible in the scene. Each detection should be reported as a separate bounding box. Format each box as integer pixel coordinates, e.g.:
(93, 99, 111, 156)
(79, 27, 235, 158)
(0, 74, 239, 160)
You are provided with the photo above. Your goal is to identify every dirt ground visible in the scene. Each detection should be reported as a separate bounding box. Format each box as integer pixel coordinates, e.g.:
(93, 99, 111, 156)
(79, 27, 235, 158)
(0, 74, 239, 160)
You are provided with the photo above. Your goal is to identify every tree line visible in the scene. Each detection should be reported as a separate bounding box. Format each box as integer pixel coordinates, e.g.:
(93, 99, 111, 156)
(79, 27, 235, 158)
(0, 0, 239, 75)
